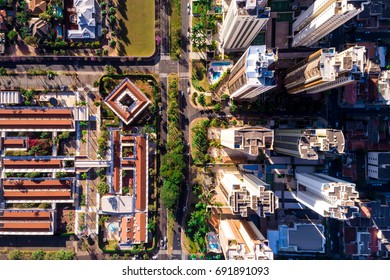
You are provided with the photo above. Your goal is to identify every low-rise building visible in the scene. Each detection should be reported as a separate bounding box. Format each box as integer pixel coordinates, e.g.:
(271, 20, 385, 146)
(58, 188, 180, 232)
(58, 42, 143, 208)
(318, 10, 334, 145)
(267, 223, 326, 254)
(367, 152, 390, 180)
(378, 70, 390, 105)
(67, 0, 97, 40)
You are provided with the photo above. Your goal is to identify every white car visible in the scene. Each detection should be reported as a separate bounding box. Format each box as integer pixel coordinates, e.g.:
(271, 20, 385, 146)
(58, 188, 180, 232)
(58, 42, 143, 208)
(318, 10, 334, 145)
(187, 88, 190, 94)
(187, 3, 191, 14)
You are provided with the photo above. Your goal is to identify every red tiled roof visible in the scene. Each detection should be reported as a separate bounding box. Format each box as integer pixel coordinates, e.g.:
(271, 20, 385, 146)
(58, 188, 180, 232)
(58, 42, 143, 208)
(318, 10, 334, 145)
(3, 138, 27, 148)
(0, 211, 51, 220)
(104, 78, 150, 125)
(113, 130, 121, 193)
(0, 108, 72, 118)
(120, 216, 134, 243)
(122, 136, 135, 142)
(344, 227, 357, 243)
(135, 212, 147, 243)
(0, 120, 73, 129)
(345, 243, 357, 255)
(3, 159, 61, 168)
(3, 190, 71, 200)
(135, 136, 147, 211)
(0, 222, 51, 232)
(3, 179, 71, 190)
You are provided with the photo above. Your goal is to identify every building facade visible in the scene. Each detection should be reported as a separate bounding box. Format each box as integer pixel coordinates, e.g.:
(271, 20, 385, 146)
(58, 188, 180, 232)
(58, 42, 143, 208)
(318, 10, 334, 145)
(228, 45, 278, 99)
(295, 173, 359, 220)
(221, 0, 270, 52)
(292, 0, 365, 47)
(273, 129, 345, 160)
(220, 126, 274, 156)
(219, 219, 273, 260)
(285, 46, 366, 94)
(219, 172, 278, 217)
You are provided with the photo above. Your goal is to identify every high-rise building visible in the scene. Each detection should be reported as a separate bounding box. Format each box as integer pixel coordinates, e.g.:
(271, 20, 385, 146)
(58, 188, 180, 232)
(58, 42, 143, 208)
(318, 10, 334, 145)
(228, 45, 277, 99)
(221, 0, 270, 52)
(285, 46, 366, 94)
(219, 172, 278, 217)
(273, 129, 345, 160)
(295, 173, 359, 220)
(220, 126, 274, 156)
(219, 218, 274, 260)
(292, 0, 365, 47)
(367, 152, 390, 180)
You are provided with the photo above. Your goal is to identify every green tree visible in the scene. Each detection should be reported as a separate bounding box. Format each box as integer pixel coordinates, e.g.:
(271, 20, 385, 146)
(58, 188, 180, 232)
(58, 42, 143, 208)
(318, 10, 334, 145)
(24, 35, 38, 47)
(31, 249, 46, 260)
(197, 93, 206, 106)
(161, 180, 180, 209)
(231, 100, 237, 113)
(7, 30, 18, 42)
(97, 181, 109, 196)
(0, 67, 7, 76)
(214, 103, 222, 112)
(8, 250, 23, 260)
(101, 28, 108, 35)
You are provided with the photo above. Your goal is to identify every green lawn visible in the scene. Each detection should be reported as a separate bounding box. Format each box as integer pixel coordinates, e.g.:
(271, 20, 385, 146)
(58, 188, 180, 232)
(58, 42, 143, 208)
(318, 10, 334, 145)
(115, 0, 155, 57)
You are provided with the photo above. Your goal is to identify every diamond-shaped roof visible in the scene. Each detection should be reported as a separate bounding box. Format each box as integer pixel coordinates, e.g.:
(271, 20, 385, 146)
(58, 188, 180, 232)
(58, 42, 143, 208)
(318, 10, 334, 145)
(104, 78, 151, 125)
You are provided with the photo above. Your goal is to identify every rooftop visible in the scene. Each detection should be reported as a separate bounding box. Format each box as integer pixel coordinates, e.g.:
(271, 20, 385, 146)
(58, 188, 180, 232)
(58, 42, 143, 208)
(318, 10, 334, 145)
(104, 79, 151, 125)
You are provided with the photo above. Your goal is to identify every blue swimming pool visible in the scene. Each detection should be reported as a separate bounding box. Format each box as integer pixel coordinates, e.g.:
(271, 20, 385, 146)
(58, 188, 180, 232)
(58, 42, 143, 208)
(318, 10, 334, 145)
(242, 165, 259, 171)
(211, 61, 232, 67)
(212, 71, 221, 81)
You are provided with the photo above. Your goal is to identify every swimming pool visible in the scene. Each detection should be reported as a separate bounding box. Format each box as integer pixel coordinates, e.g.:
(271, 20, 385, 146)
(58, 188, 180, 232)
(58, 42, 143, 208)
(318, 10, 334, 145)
(242, 165, 259, 171)
(211, 61, 232, 67)
(212, 71, 221, 81)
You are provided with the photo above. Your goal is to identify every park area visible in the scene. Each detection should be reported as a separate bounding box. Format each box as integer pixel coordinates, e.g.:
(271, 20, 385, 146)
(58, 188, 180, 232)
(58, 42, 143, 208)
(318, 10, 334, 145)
(115, 0, 155, 57)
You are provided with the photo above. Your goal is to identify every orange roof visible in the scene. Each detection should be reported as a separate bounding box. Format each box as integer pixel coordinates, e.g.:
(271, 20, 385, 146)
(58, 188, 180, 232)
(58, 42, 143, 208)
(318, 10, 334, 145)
(0, 108, 72, 118)
(0, 119, 73, 129)
(135, 213, 147, 243)
(3, 179, 71, 189)
(0, 222, 51, 232)
(4, 190, 71, 200)
(120, 216, 135, 243)
(3, 138, 26, 148)
(3, 159, 61, 168)
(122, 136, 135, 142)
(135, 136, 147, 211)
(104, 78, 150, 124)
(113, 131, 121, 193)
(0, 211, 51, 220)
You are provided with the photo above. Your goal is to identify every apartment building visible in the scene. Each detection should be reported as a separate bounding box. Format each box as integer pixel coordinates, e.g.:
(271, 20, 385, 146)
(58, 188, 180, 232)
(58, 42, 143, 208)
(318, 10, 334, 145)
(292, 0, 365, 47)
(285, 46, 366, 94)
(273, 129, 345, 160)
(228, 45, 278, 99)
(219, 172, 278, 218)
(220, 126, 274, 156)
(219, 219, 273, 260)
(295, 173, 359, 220)
(367, 152, 390, 180)
(221, 0, 271, 52)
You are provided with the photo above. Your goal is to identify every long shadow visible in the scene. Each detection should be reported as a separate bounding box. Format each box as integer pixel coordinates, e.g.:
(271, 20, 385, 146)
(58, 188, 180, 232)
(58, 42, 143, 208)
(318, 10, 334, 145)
(116, 0, 128, 21)
(118, 19, 130, 45)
